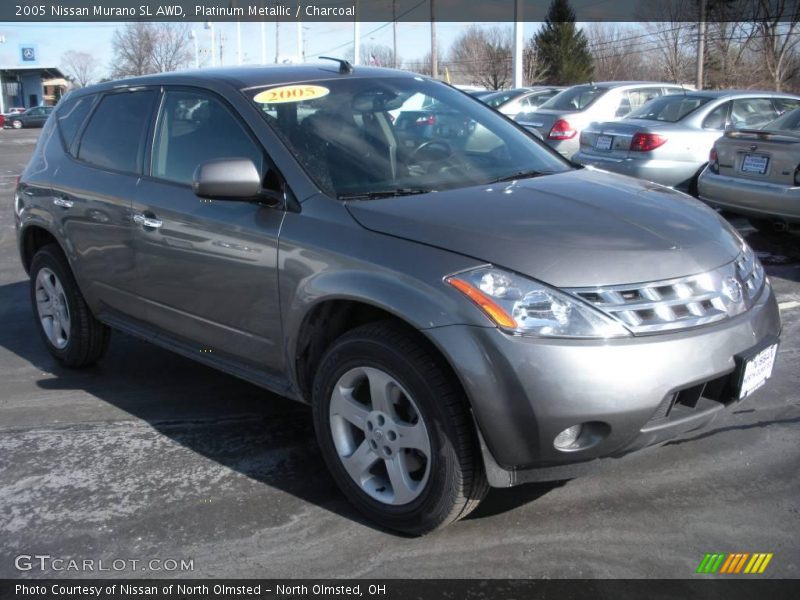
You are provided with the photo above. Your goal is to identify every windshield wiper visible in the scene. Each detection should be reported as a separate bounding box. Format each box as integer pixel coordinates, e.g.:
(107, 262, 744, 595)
(486, 169, 551, 184)
(338, 188, 435, 200)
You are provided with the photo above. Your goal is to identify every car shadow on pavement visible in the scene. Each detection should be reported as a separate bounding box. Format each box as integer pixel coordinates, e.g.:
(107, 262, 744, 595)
(0, 279, 559, 536)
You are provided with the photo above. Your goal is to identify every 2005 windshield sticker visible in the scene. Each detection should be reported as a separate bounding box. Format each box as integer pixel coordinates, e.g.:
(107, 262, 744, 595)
(254, 85, 330, 104)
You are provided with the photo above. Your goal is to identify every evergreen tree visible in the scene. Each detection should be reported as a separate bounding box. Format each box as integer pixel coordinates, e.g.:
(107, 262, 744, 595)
(533, 0, 594, 85)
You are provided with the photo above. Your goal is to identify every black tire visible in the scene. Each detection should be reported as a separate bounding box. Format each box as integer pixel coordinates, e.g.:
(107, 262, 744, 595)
(11, 119, 23, 129)
(312, 321, 488, 535)
(29, 244, 110, 367)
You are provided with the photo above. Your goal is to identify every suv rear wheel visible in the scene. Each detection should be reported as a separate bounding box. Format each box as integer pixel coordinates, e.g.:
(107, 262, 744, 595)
(312, 321, 488, 535)
(29, 244, 110, 367)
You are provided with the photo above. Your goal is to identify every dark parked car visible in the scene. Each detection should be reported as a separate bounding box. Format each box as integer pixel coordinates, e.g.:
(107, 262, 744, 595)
(15, 64, 780, 534)
(7, 106, 54, 129)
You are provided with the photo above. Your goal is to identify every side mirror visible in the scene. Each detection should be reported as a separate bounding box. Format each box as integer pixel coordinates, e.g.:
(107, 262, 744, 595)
(192, 158, 273, 201)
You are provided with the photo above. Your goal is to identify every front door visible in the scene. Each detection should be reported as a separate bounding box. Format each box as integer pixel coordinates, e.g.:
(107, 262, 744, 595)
(131, 88, 285, 374)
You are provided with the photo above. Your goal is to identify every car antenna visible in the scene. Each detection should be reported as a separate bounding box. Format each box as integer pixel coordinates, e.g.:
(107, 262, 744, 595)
(320, 56, 353, 74)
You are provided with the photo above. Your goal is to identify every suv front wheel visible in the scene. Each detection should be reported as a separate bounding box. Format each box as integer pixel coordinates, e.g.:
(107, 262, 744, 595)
(29, 244, 110, 367)
(312, 321, 488, 535)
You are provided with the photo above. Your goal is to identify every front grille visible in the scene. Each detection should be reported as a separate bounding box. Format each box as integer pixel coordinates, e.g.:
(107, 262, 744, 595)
(569, 246, 765, 335)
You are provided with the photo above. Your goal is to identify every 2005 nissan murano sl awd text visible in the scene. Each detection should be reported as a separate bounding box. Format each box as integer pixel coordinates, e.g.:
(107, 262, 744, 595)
(14, 62, 781, 534)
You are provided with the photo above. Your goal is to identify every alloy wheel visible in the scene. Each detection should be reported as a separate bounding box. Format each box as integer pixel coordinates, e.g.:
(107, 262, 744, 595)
(35, 267, 71, 349)
(329, 366, 432, 505)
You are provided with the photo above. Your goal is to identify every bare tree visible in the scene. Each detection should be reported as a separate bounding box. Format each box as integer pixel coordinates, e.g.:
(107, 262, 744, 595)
(523, 44, 548, 85)
(61, 50, 99, 88)
(449, 25, 512, 90)
(639, 0, 697, 83)
(111, 22, 192, 78)
(751, 0, 800, 91)
(587, 23, 653, 82)
(151, 23, 193, 74)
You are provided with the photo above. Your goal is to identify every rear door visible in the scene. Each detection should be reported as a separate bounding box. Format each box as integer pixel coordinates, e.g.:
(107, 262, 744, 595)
(56, 88, 158, 321)
(131, 87, 286, 374)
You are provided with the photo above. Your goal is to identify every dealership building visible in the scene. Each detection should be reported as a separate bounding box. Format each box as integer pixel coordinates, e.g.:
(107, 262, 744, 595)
(0, 65, 68, 113)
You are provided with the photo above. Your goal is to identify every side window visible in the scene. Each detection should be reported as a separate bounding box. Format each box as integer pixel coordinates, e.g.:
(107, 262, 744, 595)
(55, 95, 95, 154)
(152, 90, 264, 185)
(730, 98, 778, 129)
(702, 102, 729, 130)
(78, 91, 155, 173)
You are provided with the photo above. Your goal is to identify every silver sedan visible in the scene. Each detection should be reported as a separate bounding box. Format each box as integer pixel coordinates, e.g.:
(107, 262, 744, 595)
(573, 91, 800, 194)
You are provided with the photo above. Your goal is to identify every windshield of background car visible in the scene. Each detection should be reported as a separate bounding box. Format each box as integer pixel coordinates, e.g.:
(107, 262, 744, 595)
(247, 76, 571, 198)
(764, 106, 800, 132)
(626, 95, 713, 122)
(482, 90, 525, 107)
(537, 85, 608, 112)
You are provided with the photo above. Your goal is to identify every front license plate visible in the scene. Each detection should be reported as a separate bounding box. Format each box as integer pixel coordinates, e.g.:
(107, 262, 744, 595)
(738, 343, 778, 399)
(741, 154, 769, 174)
(595, 135, 613, 151)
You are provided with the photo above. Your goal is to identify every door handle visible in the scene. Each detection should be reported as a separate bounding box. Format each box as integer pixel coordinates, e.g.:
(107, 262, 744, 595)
(53, 197, 73, 208)
(133, 213, 163, 229)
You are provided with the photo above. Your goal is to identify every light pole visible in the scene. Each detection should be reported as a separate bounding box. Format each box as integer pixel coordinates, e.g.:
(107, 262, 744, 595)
(204, 22, 216, 67)
(189, 30, 199, 69)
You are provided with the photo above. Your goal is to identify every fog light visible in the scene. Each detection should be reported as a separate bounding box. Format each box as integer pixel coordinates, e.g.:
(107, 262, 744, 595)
(553, 425, 583, 450)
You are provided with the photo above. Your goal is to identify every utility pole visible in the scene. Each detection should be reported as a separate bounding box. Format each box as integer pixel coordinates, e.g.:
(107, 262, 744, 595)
(695, 0, 706, 89)
(354, 1, 360, 66)
(275, 23, 280, 63)
(392, 0, 398, 68)
(260, 22, 266, 64)
(205, 22, 216, 67)
(297, 22, 303, 62)
(513, 0, 523, 87)
(430, 0, 438, 78)
(219, 32, 226, 65)
(237, 21, 242, 65)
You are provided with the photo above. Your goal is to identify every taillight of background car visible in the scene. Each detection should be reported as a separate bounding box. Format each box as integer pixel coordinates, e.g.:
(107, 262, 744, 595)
(630, 132, 667, 152)
(415, 115, 436, 126)
(548, 119, 576, 140)
(709, 147, 719, 173)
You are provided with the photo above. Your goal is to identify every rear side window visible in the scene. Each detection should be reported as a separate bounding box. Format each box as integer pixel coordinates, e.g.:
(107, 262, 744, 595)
(78, 90, 155, 173)
(151, 90, 263, 185)
(55, 95, 95, 153)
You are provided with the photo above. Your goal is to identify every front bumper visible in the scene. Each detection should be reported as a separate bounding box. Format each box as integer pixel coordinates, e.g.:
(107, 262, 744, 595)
(573, 152, 700, 188)
(698, 170, 800, 223)
(425, 284, 781, 486)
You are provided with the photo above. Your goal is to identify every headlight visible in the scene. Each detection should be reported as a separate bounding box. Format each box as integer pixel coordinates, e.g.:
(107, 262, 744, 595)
(446, 266, 631, 338)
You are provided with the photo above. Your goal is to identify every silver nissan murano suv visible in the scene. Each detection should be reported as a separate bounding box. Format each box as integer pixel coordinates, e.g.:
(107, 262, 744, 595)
(14, 63, 781, 534)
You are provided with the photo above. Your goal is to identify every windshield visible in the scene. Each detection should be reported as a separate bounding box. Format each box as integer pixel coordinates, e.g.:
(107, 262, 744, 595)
(626, 95, 713, 123)
(247, 76, 570, 198)
(538, 85, 608, 112)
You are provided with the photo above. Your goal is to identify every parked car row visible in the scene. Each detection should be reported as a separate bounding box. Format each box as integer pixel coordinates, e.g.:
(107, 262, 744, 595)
(475, 80, 800, 231)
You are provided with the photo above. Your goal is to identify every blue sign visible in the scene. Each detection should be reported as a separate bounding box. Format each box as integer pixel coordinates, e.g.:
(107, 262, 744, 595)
(20, 44, 37, 63)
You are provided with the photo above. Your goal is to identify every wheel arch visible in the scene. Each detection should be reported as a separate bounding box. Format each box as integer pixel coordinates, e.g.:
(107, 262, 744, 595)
(291, 296, 472, 412)
(19, 223, 63, 274)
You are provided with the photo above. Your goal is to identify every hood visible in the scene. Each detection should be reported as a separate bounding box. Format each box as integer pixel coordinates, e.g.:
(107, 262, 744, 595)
(345, 169, 742, 288)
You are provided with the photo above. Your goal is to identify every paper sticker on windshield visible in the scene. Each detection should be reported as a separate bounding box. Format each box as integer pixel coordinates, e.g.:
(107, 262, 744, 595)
(254, 85, 330, 104)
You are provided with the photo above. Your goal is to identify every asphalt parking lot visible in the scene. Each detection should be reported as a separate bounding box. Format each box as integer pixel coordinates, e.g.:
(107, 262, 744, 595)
(0, 127, 798, 579)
